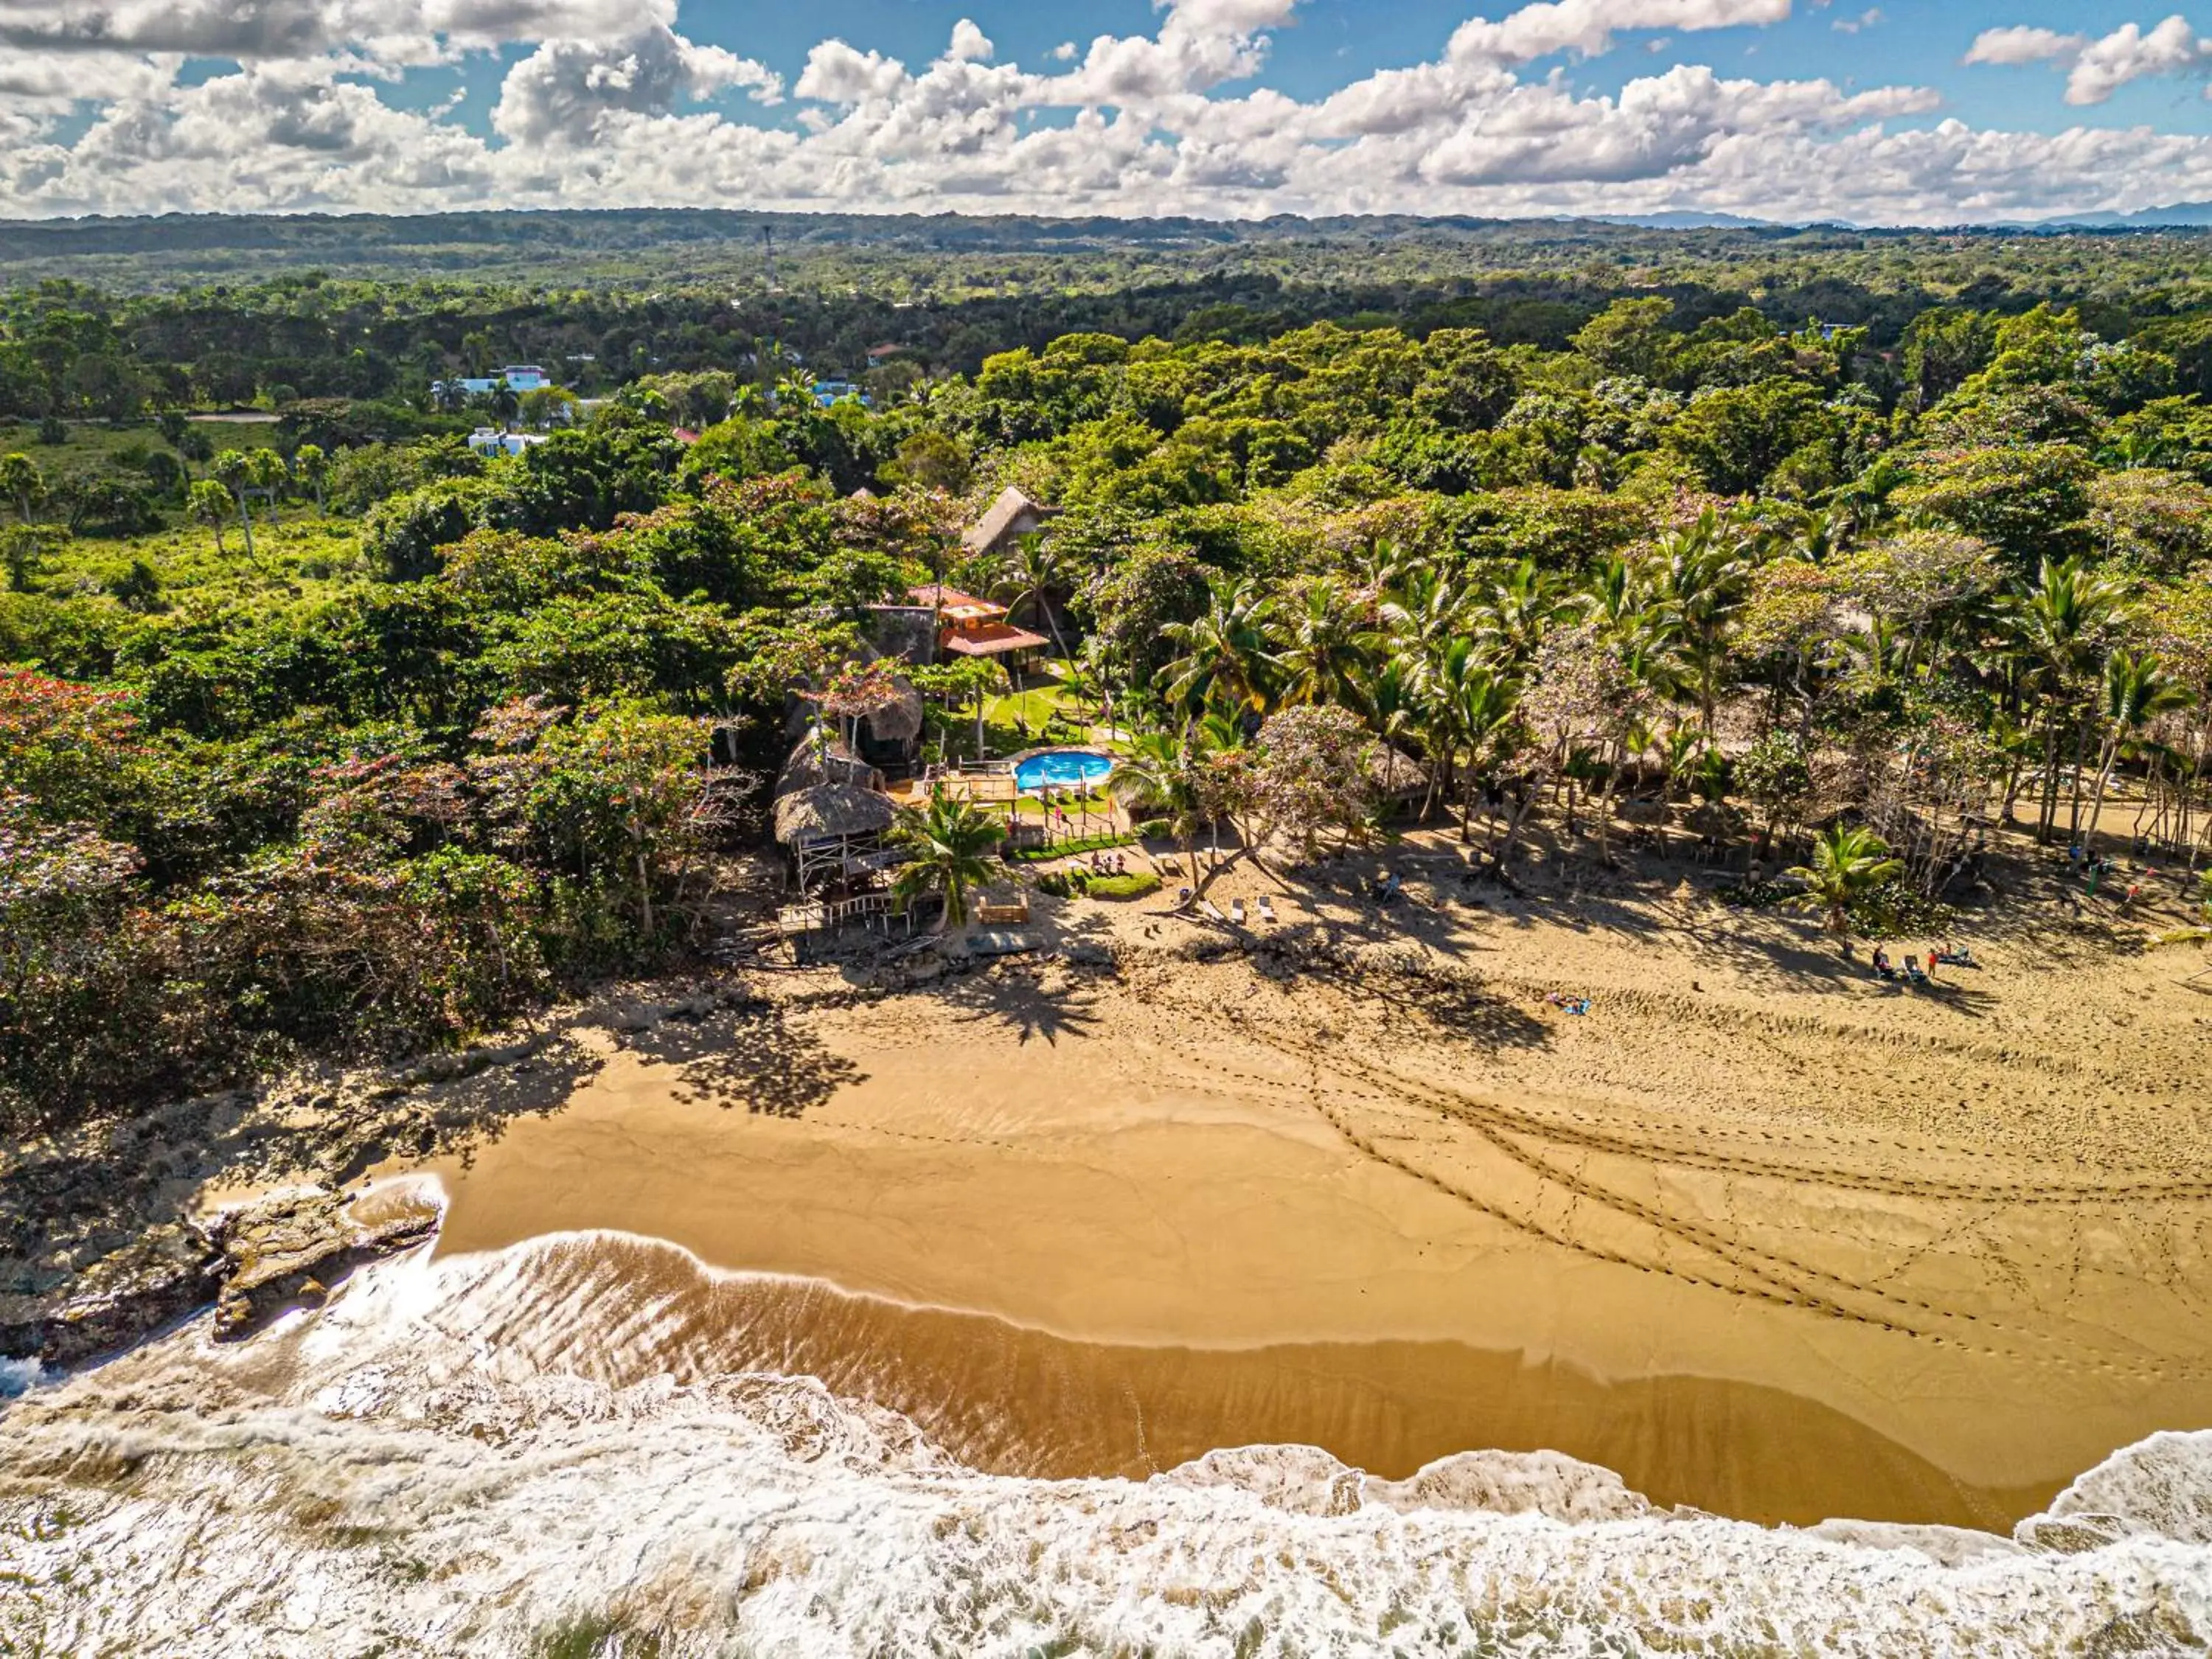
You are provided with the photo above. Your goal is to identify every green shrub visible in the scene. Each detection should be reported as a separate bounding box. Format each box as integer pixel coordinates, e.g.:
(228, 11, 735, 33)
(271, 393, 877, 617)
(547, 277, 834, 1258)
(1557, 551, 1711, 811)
(1009, 832, 1132, 863)
(1848, 877, 1958, 940)
(1085, 872, 1161, 901)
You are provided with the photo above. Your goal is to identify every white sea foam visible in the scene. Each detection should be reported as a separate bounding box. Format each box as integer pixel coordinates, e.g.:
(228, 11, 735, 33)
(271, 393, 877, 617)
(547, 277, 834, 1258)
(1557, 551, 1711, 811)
(2, 1233, 2210, 1657)
(0, 1354, 44, 1397)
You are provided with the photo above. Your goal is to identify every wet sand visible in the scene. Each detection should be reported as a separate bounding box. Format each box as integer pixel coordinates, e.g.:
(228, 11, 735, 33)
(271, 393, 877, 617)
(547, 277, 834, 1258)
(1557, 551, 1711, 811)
(394, 892, 2212, 1530)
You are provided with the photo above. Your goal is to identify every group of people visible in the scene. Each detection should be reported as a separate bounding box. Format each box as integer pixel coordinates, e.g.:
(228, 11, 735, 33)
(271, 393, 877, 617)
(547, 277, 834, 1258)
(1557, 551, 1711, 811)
(2067, 844, 2161, 907)
(1871, 943, 1978, 987)
(1087, 849, 1130, 876)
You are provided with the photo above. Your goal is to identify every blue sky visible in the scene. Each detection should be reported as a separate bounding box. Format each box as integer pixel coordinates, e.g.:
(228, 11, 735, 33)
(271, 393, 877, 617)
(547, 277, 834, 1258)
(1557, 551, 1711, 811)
(7, 1, 2212, 221)
(378, 2, 2212, 142)
(578, 1, 2212, 130)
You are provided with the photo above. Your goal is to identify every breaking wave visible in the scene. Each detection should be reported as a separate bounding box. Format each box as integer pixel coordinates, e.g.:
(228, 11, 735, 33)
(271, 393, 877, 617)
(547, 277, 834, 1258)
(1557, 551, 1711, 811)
(4, 1217, 2211, 1656)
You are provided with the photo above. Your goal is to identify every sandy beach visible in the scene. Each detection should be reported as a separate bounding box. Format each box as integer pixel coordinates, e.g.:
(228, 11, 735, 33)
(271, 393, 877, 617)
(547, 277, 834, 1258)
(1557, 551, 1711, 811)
(386, 843, 2212, 1531)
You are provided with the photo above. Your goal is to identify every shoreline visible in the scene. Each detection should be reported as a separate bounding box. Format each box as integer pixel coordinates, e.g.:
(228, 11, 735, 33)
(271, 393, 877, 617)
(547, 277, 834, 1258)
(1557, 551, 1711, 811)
(369, 870, 2212, 1527)
(13, 837, 2212, 1538)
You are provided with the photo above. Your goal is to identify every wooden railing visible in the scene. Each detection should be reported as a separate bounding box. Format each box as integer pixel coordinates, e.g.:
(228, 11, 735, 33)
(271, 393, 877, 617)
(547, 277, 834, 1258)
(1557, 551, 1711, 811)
(777, 891, 896, 936)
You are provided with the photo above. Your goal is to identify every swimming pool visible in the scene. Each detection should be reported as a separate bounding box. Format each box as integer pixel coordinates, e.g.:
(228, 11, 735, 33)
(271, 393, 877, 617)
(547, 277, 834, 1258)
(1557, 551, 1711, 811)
(1014, 750, 1116, 793)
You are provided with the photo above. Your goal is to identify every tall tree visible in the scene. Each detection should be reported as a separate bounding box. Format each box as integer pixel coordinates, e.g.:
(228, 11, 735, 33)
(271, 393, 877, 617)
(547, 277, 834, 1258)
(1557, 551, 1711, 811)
(0, 453, 44, 526)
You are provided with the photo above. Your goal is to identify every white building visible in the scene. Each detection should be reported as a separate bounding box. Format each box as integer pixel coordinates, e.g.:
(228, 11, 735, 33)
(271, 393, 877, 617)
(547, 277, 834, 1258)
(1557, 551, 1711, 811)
(468, 428, 550, 458)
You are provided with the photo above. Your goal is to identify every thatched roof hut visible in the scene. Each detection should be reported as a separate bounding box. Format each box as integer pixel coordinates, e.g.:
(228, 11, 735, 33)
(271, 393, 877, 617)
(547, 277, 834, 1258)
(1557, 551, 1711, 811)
(961, 486, 1051, 559)
(774, 784, 897, 846)
(1363, 743, 1430, 801)
(861, 675, 925, 746)
(774, 734, 880, 801)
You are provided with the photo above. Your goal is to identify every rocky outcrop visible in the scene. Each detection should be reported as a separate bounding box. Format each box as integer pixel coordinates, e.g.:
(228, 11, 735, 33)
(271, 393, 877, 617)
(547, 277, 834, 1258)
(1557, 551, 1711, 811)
(208, 1186, 440, 1342)
(0, 1221, 225, 1369)
(1, 1186, 439, 1366)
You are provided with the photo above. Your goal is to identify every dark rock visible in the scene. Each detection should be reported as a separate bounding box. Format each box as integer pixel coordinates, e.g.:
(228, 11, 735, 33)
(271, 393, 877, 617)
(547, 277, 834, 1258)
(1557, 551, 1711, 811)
(208, 1187, 439, 1342)
(0, 1222, 223, 1368)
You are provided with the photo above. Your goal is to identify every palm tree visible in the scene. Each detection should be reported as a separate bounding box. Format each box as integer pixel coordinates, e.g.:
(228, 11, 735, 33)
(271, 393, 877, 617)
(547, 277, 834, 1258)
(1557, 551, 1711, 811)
(1471, 557, 1566, 672)
(187, 478, 234, 556)
(987, 531, 1071, 660)
(0, 452, 44, 524)
(2005, 557, 2133, 841)
(1160, 577, 1276, 716)
(1110, 728, 1210, 888)
(296, 443, 328, 515)
(2085, 650, 2194, 846)
(1787, 824, 1904, 936)
(1377, 557, 1468, 661)
(890, 787, 1006, 934)
(1273, 577, 1382, 709)
(1444, 659, 1522, 844)
(1652, 515, 1753, 741)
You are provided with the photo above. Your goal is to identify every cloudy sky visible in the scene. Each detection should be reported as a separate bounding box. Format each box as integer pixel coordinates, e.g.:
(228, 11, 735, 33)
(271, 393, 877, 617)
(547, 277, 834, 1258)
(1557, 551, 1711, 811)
(5, 1, 2212, 223)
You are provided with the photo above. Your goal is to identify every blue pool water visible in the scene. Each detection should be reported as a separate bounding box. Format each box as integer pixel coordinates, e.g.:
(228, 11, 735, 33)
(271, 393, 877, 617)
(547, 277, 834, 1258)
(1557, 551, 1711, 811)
(1014, 751, 1116, 793)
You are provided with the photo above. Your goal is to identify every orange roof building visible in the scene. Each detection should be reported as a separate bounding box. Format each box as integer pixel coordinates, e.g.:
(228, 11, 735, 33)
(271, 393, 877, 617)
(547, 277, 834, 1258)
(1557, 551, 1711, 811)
(907, 584, 1049, 661)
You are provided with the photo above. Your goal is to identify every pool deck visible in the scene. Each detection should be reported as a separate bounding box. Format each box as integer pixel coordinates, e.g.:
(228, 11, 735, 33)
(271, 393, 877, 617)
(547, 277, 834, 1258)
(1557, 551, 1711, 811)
(889, 744, 1119, 809)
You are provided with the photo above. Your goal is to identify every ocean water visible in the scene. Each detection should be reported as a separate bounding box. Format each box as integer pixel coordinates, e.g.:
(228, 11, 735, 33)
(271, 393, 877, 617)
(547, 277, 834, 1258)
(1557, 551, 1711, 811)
(4, 1225, 2211, 1657)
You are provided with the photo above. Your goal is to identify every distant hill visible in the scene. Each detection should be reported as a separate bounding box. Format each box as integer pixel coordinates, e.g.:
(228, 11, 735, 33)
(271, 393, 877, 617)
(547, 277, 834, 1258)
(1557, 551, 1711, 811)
(2031, 202, 2212, 229)
(1584, 210, 1789, 230)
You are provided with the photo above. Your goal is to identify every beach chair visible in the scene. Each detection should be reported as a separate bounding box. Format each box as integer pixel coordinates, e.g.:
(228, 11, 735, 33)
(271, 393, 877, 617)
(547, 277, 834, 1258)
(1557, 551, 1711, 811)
(1904, 956, 1930, 987)
(1257, 896, 1278, 925)
(1230, 899, 1247, 926)
(1200, 897, 1228, 923)
(1176, 886, 1193, 910)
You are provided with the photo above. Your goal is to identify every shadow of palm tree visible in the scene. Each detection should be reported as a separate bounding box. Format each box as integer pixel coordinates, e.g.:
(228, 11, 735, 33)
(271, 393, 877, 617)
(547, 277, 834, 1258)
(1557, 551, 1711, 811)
(939, 970, 1102, 1047)
(619, 1006, 866, 1119)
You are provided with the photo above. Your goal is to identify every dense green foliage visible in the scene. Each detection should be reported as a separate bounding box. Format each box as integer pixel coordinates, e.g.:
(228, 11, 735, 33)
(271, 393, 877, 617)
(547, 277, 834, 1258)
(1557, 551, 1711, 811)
(5, 221, 2211, 1130)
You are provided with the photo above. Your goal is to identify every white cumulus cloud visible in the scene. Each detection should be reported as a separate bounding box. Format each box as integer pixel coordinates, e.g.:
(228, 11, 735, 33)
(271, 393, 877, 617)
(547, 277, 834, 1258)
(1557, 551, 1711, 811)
(3, 0, 2212, 226)
(1966, 13, 2212, 105)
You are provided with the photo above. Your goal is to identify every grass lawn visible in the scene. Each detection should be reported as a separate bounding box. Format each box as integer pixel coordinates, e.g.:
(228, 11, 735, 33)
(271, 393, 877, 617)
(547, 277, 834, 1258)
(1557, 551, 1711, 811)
(1012, 789, 1117, 818)
(33, 515, 364, 607)
(0, 417, 273, 477)
(984, 678, 1081, 733)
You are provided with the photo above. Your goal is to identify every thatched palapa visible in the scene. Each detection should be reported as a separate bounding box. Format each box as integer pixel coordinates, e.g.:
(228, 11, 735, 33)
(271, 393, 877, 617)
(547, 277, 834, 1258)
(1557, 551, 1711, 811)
(1363, 743, 1430, 800)
(862, 676, 925, 745)
(774, 734, 880, 801)
(774, 784, 897, 846)
(961, 486, 1050, 559)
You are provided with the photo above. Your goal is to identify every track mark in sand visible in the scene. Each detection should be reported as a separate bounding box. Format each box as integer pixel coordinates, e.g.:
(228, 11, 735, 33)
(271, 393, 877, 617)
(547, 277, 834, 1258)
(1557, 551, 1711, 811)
(1163, 1046, 2205, 1211)
(1188, 1021, 2202, 1378)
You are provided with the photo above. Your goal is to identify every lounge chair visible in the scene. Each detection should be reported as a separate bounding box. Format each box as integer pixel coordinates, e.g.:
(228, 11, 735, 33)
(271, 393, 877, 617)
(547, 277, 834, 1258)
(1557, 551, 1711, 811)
(1176, 886, 1193, 909)
(1904, 956, 1930, 987)
(1200, 897, 1228, 923)
(1933, 945, 1978, 969)
(1257, 896, 1278, 925)
(1230, 899, 1247, 926)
